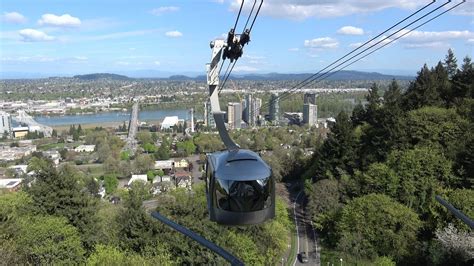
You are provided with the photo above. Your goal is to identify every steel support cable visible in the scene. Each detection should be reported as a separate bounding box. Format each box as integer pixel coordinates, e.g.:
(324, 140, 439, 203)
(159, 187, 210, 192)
(218, 61, 232, 93)
(266, 0, 449, 109)
(258, 0, 436, 110)
(233, 0, 246, 32)
(256, 0, 451, 115)
(217, 58, 226, 79)
(219, 59, 238, 94)
(221, 0, 263, 95)
(243, 0, 257, 30)
(299, 0, 467, 91)
(249, 0, 264, 31)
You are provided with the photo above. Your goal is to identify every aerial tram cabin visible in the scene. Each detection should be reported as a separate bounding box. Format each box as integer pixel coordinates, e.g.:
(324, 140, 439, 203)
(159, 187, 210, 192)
(205, 149, 274, 225)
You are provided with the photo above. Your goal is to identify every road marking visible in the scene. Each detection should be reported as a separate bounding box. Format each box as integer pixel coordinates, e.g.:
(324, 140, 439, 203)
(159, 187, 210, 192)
(293, 190, 303, 266)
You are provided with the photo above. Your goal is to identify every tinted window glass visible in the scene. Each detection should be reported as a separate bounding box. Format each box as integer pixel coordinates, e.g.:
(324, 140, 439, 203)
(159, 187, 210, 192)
(215, 177, 272, 212)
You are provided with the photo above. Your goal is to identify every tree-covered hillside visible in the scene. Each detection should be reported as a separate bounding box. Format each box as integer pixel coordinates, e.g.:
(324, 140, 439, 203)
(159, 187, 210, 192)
(304, 50, 473, 265)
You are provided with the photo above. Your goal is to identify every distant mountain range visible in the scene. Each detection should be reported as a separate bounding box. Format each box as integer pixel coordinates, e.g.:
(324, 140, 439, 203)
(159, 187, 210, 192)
(73, 70, 414, 81)
(73, 73, 131, 81)
(1, 70, 414, 81)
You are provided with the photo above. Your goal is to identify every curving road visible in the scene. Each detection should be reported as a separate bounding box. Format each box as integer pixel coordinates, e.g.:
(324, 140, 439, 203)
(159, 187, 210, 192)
(292, 187, 320, 266)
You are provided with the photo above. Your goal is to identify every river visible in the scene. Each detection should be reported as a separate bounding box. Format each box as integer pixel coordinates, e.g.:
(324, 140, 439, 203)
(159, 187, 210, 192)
(34, 109, 198, 126)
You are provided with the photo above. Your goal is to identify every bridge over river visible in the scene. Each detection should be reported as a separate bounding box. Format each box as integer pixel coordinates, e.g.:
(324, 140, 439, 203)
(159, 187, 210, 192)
(13, 110, 53, 137)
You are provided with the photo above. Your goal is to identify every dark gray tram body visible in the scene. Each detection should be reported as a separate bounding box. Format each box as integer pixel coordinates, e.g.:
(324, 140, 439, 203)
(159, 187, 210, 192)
(206, 149, 275, 225)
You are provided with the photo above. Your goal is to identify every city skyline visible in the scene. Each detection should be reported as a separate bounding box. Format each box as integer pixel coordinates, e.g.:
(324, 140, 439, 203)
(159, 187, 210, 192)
(1, 0, 473, 77)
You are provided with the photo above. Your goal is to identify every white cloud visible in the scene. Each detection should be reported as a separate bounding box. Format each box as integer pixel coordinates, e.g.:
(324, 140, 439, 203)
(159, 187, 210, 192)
(288, 48, 299, 52)
(404, 42, 448, 49)
(116, 61, 130, 66)
(2, 12, 27, 24)
(74, 56, 88, 60)
(392, 29, 474, 49)
(150, 6, 180, 16)
(337, 26, 364, 35)
(1, 55, 57, 62)
(451, 4, 474, 16)
(230, 0, 425, 20)
(19, 29, 55, 42)
(304, 37, 339, 49)
(233, 65, 258, 72)
(83, 29, 160, 41)
(165, 30, 183, 37)
(38, 14, 81, 27)
(468, 39, 474, 44)
(398, 29, 474, 43)
(349, 42, 363, 48)
(154, 61, 161, 66)
(243, 54, 265, 60)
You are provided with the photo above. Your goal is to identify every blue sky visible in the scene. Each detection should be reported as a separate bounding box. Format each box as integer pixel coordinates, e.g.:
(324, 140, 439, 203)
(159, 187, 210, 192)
(1, 0, 473, 77)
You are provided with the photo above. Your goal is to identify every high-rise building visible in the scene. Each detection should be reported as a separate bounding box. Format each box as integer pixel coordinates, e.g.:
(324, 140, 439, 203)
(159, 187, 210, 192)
(204, 100, 215, 128)
(303, 103, 318, 126)
(254, 97, 262, 126)
(227, 102, 242, 129)
(269, 93, 279, 125)
(243, 94, 252, 125)
(304, 93, 317, 105)
(0, 111, 12, 137)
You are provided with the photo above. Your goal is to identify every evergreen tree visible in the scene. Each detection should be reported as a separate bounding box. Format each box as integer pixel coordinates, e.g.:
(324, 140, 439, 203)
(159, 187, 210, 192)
(117, 182, 160, 254)
(310, 111, 356, 179)
(351, 102, 365, 126)
(433, 61, 452, 107)
(443, 48, 458, 78)
(364, 83, 381, 125)
(452, 55, 474, 101)
(26, 162, 99, 251)
(384, 79, 402, 108)
(69, 125, 76, 136)
(402, 64, 440, 110)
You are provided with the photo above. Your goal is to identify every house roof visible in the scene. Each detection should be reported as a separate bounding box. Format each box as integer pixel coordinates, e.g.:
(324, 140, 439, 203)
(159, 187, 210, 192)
(0, 178, 22, 189)
(128, 174, 148, 186)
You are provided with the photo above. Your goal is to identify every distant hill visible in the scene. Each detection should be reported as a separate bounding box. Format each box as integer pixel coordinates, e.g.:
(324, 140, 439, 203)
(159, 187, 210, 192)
(167, 70, 414, 81)
(1, 70, 414, 81)
(73, 73, 132, 81)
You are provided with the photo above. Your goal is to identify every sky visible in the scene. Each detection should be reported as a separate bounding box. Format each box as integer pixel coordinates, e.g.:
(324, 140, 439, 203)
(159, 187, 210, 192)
(0, 0, 473, 77)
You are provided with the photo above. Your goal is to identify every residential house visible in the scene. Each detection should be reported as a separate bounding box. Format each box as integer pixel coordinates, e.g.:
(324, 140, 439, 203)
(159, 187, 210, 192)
(174, 159, 189, 169)
(174, 171, 192, 189)
(154, 160, 174, 174)
(74, 145, 96, 153)
(0, 178, 22, 191)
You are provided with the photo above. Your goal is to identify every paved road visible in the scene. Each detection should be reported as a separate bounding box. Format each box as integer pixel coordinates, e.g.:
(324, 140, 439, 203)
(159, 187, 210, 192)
(186, 154, 203, 184)
(292, 186, 320, 266)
